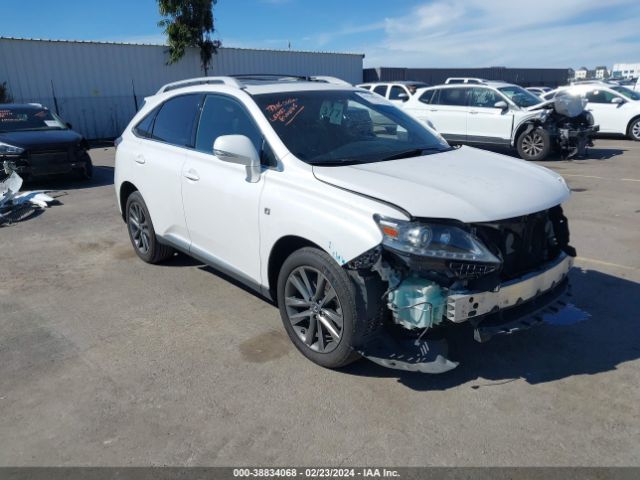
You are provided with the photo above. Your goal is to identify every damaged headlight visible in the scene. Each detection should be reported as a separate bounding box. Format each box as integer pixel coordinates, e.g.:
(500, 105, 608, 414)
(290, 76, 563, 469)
(375, 215, 500, 263)
(0, 142, 25, 155)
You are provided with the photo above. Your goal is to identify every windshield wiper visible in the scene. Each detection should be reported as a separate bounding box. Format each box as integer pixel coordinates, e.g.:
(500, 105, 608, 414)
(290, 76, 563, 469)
(376, 146, 451, 162)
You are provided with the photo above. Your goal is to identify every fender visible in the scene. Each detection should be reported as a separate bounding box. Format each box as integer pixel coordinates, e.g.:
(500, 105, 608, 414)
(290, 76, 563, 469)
(258, 162, 408, 290)
(510, 111, 549, 146)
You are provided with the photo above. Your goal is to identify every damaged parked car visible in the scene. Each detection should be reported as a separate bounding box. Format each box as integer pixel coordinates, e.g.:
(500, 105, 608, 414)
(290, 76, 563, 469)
(0, 103, 93, 180)
(115, 75, 581, 373)
(403, 81, 599, 160)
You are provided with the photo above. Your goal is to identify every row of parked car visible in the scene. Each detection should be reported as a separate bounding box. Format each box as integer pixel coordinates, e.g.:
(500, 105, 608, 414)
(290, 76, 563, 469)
(357, 78, 640, 161)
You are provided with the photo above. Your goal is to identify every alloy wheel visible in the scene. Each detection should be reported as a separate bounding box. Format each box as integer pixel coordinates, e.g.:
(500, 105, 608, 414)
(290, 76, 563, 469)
(284, 266, 344, 353)
(128, 202, 151, 254)
(522, 131, 545, 157)
(632, 120, 640, 140)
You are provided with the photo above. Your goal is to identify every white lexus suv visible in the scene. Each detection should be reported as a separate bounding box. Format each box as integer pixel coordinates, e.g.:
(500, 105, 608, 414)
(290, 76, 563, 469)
(115, 75, 579, 373)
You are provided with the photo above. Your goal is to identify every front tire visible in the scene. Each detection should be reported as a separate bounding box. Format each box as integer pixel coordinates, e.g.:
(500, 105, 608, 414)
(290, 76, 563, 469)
(628, 118, 640, 141)
(517, 127, 551, 161)
(125, 191, 174, 264)
(277, 247, 361, 369)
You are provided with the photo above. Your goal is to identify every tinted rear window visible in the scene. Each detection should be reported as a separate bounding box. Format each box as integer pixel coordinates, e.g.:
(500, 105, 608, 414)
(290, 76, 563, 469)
(434, 88, 468, 106)
(151, 94, 201, 146)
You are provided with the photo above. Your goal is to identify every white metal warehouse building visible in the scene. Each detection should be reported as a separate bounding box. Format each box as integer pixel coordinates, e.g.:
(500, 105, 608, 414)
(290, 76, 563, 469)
(0, 37, 364, 139)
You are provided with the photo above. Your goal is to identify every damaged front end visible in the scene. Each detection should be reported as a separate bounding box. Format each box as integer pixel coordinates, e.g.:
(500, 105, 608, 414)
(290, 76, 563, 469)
(526, 93, 599, 159)
(346, 207, 584, 373)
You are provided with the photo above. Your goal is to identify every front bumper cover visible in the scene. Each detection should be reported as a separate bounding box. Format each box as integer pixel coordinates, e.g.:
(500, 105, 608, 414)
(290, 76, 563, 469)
(446, 253, 573, 323)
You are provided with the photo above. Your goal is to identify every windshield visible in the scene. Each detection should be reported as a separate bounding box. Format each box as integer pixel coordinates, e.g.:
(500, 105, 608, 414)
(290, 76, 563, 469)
(611, 86, 640, 101)
(253, 90, 450, 165)
(498, 86, 542, 108)
(0, 107, 67, 132)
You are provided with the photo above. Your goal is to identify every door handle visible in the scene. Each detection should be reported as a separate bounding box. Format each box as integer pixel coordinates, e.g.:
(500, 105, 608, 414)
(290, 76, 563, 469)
(469, 110, 479, 114)
(184, 169, 200, 181)
(135, 154, 146, 164)
(429, 108, 438, 112)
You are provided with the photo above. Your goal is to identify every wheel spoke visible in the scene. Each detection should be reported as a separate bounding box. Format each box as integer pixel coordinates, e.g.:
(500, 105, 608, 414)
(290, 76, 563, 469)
(321, 308, 343, 329)
(285, 296, 310, 308)
(289, 309, 313, 324)
(305, 316, 317, 345)
(299, 268, 314, 298)
(312, 275, 326, 301)
(316, 319, 325, 350)
(290, 273, 311, 300)
(320, 287, 336, 307)
(318, 315, 340, 340)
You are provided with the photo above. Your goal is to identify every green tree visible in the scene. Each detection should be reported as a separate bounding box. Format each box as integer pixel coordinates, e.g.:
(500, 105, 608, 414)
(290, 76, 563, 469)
(158, 0, 221, 75)
(0, 82, 13, 103)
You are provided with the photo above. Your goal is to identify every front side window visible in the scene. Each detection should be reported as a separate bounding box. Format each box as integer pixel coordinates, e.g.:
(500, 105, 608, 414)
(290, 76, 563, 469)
(611, 86, 640, 101)
(434, 88, 469, 106)
(0, 107, 66, 132)
(498, 85, 541, 108)
(498, 86, 541, 108)
(468, 88, 504, 108)
(152, 94, 201, 146)
(195, 95, 263, 155)
(252, 90, 450, 166)
(585, 89, 620, 104)
(195, 94, 276, 167)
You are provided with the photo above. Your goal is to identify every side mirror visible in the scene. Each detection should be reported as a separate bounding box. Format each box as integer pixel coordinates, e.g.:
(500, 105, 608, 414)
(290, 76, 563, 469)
(397, 93, 409, 101)
(494, 100, 508, 110)
(213, 134, 261, 183)
(611, 97, 624, 105)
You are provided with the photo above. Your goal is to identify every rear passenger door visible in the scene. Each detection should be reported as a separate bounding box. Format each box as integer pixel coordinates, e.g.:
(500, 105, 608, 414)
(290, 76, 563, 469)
(466, 87, 514, 144)
(422, 87, 469, 141)
(131, 94, 201, 243)
(181, 94, 266, 285)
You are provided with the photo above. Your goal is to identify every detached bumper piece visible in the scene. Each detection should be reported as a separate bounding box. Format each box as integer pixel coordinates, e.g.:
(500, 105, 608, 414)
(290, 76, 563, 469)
(358, 334, 459, 374)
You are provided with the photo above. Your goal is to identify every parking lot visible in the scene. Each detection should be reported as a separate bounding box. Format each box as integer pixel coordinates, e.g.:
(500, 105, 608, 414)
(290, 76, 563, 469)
(1, 138, 639, 466)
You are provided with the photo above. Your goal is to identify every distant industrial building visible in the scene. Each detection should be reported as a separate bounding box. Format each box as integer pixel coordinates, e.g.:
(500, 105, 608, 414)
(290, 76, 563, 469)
(364, 66, 571, 88)
(611, 63, 640, 79)
(0, 37, 364, 139)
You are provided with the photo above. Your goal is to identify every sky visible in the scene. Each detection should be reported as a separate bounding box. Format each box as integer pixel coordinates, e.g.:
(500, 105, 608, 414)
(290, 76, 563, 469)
(2, 0, 639, 69)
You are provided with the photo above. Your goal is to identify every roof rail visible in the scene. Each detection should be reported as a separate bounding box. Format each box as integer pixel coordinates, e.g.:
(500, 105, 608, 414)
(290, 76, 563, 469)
(230, 74, 351, 85)
(156, 76, 243, 94)
(444, 77, 487, 85)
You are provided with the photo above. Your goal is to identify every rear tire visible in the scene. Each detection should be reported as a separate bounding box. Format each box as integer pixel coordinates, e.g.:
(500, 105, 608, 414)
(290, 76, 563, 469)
(628, 117, 640, 141)
(125, 191, 174, 264)
(517, 127, 551, 161)
(277, 247, 361, 369)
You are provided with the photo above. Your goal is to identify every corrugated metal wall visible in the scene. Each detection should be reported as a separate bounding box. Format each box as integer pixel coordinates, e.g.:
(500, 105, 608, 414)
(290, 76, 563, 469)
(0, 38, 363, 139)
(363, 67, 570, 88)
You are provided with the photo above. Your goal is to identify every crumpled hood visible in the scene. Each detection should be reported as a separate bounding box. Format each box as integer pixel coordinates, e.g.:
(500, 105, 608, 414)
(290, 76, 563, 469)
(313, 146, 570, 223)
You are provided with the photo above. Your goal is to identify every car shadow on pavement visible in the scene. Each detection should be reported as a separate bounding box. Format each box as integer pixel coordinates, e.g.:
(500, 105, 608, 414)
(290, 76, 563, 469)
(341, 268, 640, 391)
(479, 145, 626, 162)
(24, 165, 114, 191)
